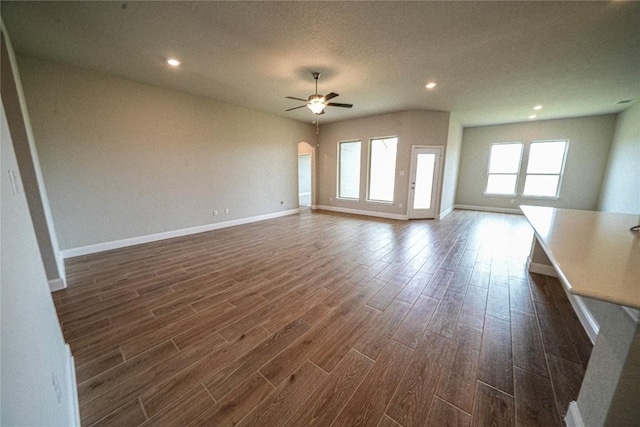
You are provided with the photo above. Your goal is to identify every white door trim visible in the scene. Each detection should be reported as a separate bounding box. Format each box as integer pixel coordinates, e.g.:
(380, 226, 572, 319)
(407, 145, 443, 219)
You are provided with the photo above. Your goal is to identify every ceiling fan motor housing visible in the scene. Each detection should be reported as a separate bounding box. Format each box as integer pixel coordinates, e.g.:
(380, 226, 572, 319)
(285, 71, 352, 114)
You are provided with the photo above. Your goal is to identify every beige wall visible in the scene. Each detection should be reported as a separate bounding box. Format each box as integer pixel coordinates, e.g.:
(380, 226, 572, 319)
(440, 113, 462, 215)
(1, 32, 63, 284)
(18, 56, 316, 250)
(598, 103, 640, 214)
(297, 141, 314, 155)
(317, 110, 450, 217)
(1, 101, 77, 426)
(456, 115, 616, 211)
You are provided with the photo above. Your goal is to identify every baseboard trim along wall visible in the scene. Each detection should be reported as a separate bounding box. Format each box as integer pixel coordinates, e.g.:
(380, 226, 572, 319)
(454, 204, 523, 215)
(61, 209, 300, 259)
(527, 258, 599, 344)
(439, 206, 455, 219)
(317, 205, 409, 221)
(65, 344, 81, 427)
(48, 278, 66, 292)
(526, 260, 558, 278)
(565, 402, 585, 427)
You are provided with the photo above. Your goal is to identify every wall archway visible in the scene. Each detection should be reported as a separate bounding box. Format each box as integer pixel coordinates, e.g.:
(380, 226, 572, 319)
(297, 141, 315, 208)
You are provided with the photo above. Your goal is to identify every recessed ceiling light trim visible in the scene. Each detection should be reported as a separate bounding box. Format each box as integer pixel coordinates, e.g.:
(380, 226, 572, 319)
(533, 105, 543, 110)
(529, 115, 537, 120)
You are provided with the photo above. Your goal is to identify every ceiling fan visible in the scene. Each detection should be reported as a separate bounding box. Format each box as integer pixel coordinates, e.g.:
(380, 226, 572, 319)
(285, 72, 353, 115)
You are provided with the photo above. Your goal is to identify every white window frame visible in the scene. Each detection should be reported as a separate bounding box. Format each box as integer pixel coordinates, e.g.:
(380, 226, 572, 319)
(522, 139, 569, 199)
(484, 142, 524, 197)
(367, 136, 398, 204)
(337, 140, 361, 200)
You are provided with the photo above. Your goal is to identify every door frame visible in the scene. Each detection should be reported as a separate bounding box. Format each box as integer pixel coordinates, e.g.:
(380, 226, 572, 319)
(297, 153, 312, 207)
(407, 145, 444, 219)
(297, 141, 315, 208)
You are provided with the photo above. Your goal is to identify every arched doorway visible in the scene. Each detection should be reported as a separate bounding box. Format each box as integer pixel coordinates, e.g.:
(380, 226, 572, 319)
(297, 141, 314, 208)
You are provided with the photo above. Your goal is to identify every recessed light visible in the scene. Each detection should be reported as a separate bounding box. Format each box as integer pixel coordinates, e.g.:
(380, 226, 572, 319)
(166, 58, 181, 67)
(425, 82, 437, 89)
(529, 115, 537, 120)
(533, 105, 543, 110)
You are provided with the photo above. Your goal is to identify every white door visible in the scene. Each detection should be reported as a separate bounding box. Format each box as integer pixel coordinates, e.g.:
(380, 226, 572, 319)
(408, 146, 442, 219)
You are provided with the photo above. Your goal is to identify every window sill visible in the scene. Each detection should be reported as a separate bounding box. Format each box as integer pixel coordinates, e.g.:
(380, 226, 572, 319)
(366, 200, 394, 205)
(483, 193, 517, 198)
(521, 195, 561, 200)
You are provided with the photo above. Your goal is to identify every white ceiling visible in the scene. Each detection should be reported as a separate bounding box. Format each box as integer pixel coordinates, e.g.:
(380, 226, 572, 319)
(2, 1, 639, 126)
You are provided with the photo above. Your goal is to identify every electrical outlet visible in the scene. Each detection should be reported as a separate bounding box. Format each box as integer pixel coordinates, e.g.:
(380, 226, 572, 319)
(330, 197, 333, 202)
(213, 209, 218, 216)
(225, 208, 230, 214)
(399, 202, 403, 208)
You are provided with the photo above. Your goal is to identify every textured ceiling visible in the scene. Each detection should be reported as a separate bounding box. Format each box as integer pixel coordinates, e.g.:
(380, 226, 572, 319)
(2, 1, 639, 126)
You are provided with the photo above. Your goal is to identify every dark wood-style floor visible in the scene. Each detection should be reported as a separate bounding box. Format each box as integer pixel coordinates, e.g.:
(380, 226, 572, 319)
(54, 209, 593, 426)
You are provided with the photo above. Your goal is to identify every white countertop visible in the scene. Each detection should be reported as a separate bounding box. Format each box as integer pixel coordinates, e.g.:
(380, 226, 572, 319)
(521, 205, 640, 309)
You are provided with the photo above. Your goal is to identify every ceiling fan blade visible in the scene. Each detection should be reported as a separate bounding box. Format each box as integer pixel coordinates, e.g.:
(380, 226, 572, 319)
(324, 92, 339, 101)
(285, 105, 307, 112)
(285, 96, 308, 102)
(327, 102, 353, 108)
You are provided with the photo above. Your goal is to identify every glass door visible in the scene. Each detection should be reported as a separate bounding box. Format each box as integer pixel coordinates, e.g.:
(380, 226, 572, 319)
(408, 146, 442, 219)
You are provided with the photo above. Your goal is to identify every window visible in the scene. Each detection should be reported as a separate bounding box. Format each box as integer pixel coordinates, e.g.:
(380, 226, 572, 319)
(523, 140, 567, 197)
(338, 141, 361, 199)
(368, 137, 398, 202)
(485, 143, 523, 195)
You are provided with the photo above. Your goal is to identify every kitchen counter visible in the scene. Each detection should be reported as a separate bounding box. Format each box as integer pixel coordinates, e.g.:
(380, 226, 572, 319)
(520, 205, 640, 427)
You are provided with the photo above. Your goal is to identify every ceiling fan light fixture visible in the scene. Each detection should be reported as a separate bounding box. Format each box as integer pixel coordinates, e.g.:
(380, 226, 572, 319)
(307, 98, 326, 114)
(285, 72, 352, 115)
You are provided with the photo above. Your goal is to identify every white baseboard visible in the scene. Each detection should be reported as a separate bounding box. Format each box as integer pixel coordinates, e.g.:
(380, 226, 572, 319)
(61, 209, 300, 259)
(316, 205, 408, 221)
(527, 258, 599, 344)
(571, 294, 599, 344)
(48, 278, 66, 292)
(623, 306, 639, 322)
(439, 206, 455, 219)
(565, 402, 585, 427)
(64, 344, 80, 427)
(454, 204, 523, 215)
(527, 259, 559, 278)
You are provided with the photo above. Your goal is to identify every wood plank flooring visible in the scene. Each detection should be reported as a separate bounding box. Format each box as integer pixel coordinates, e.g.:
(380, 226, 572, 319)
(55, 209, 593, 426)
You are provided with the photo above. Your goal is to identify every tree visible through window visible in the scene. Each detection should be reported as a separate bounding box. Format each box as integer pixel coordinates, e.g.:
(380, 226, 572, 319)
(338, 141, 361, 199)
(368, 137, 398, 202)
(485, 143, 523, 195)
(523, 140, 568, 197)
